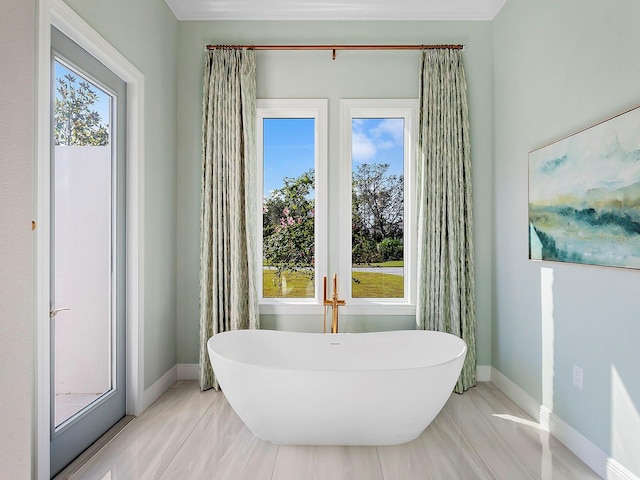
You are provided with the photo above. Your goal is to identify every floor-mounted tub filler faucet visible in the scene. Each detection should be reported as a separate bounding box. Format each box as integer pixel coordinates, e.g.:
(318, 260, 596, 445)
(323, 274, 346, 333)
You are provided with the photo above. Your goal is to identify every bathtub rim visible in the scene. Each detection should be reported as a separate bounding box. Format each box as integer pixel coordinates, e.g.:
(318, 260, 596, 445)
(207, 329, 467, 374)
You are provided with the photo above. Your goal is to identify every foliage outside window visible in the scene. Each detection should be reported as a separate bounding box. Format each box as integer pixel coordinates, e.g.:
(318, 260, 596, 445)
(258, 104, 327, 303)
(351, 146, 405, 298)
(340, 100, 417, 310)
(54, 63, 110, 146)
(258, 99, 416, 314)
(263, 168, 315, 298)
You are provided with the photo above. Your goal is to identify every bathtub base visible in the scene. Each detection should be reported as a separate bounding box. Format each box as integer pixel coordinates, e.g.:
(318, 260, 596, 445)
(208, 330, 466, 446)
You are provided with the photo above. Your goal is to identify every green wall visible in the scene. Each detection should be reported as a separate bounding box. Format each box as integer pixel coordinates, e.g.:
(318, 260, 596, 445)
(62, 0, 179, 389)
(493, 0, 640, 475)
(176, 21, 494, 366)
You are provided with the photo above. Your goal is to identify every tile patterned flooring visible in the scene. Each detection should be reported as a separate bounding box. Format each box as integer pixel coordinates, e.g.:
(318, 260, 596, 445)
(64, 381, 601, 479)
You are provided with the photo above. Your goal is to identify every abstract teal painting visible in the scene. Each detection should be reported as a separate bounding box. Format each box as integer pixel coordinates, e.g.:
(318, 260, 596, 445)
(529, 105, 640, 269)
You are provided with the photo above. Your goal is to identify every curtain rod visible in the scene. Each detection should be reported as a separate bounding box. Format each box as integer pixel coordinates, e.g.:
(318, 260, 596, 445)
(206, 44, 463, 60)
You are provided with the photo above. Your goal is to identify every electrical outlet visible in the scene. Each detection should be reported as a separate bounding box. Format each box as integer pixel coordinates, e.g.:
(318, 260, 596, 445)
(573, 364, 583, 389)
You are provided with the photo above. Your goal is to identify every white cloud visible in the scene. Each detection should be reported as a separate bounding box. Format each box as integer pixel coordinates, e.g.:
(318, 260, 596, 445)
(351, 118, 405, 162)
(376, 140, 395, 150)
(371, 118, 404, 146)
(352, 131, 377, 162)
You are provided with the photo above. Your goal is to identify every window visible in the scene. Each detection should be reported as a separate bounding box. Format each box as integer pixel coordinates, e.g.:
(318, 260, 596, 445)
(257, 98, 416, 315)
(339, 100, 417, 313)
(257, 100, 328, 310)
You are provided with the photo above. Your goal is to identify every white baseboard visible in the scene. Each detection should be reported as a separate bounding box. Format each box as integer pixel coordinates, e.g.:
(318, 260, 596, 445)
(607, 459, 640, 480)
(489, 367, 639, 480)
(177, 363, 199, 380)
(490, 367, 542, 422)
(476, 365, 492, 382)
(141, 365, 177, 413)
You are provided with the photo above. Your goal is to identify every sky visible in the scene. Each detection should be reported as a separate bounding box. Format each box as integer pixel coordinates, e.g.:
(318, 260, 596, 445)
(263, 118, 315, 195)
(263, 117, 405, 196)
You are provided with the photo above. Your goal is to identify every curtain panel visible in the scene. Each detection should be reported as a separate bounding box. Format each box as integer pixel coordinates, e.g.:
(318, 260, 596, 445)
(199, 48, 259, 391)
(416, 49, 477, 393)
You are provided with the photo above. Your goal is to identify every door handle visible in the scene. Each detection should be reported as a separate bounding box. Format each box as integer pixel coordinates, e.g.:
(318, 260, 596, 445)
(49, 307, 71, 318)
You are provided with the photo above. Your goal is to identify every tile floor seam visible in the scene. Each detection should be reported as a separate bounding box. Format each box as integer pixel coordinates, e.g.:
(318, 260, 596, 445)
(443, 391, 499, 480)
(374, 446, 384, 480)
(270, 445, 280, 480)
(457, 427, 499, 480)
(156, 388, 219, 480)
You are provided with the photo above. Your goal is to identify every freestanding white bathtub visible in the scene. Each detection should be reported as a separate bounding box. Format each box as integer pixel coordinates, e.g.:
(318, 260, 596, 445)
(207, 329, 466, 446)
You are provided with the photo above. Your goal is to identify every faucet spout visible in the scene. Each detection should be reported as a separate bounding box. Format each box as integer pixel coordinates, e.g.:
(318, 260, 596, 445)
(323, 274, 346, 333)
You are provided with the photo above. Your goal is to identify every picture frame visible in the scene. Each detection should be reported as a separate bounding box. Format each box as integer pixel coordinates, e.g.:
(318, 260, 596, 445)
(528, 104, 640, 270)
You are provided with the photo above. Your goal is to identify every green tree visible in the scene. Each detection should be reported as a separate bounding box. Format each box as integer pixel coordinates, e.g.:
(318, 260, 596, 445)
(55, 73, 109, 146)
(352, 163, 403, 264)
(263, 170, 315, 288)
(262, 163, 404, 289)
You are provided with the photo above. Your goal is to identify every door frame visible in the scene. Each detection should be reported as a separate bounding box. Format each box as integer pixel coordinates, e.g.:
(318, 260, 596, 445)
(36, 1, 145, 478)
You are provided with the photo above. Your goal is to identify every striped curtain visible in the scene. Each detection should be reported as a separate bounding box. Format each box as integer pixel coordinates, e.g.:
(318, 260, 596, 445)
(199, 48, 259, 391)
(416, 49, 477, 393)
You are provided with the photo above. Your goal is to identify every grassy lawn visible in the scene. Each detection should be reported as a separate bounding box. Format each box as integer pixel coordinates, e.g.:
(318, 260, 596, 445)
(263, 269, 403, 298)
(352, 271, 403, 298)
(263, 270, 314, 298)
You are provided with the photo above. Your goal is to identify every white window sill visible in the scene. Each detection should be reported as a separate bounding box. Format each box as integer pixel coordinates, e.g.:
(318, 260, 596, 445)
(259, 303, 416, 316)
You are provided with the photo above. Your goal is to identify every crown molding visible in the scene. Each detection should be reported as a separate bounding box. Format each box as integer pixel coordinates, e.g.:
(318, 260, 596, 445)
(164, 0, 507, 22)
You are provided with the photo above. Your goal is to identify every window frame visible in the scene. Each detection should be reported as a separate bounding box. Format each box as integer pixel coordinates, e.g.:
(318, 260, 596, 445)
(256, 99, 328, 314)
(339, 99, 418, 316)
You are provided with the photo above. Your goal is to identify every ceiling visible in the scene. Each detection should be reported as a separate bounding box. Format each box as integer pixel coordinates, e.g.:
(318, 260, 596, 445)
(164, 0, 507, 21)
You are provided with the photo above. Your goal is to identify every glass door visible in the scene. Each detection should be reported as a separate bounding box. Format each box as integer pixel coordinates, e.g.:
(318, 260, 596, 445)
(50, 27, 126, 477)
